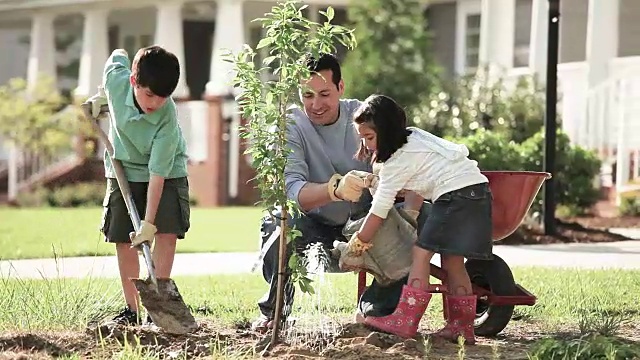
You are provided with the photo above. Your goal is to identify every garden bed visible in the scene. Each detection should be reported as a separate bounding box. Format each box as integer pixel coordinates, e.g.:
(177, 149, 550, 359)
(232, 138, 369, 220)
(498, 218, 637, 246)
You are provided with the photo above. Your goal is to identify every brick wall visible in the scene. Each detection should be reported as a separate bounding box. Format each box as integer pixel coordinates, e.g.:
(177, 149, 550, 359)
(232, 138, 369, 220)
(186, 97, 259, 207)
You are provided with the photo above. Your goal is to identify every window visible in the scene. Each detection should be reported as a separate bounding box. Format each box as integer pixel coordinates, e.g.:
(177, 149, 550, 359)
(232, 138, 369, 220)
(455, 0, 482, 75)
(513, 0, 532, 68)
(465, 14, 481, 72)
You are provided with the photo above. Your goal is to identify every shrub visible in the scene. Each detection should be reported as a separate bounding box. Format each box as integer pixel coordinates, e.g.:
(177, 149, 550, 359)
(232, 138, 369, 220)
(16, 182, 106, 208)
(519, 129, 601, 214)
(618, 194, 640, 216)
(446, 128, 523, 171)
(16, 181, 201, 208)
(48, 182, 105, 207)
(528, 334, 640, 360)
(448, 128, 601, 214)
(15, 186, 51, 207)
(411, 68, 551, 144)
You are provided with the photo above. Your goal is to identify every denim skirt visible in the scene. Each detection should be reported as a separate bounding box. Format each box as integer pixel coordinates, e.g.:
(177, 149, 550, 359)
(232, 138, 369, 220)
(417, 182, 493, 260)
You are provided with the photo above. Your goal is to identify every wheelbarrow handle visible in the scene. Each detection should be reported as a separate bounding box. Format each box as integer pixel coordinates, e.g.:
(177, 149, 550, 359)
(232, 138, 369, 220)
(80, 102, 158, 288)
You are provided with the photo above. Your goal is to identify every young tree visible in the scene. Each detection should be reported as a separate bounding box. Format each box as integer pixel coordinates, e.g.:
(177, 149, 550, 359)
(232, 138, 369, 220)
(225, 0, 356, 345)
(341, 0, 441, 113)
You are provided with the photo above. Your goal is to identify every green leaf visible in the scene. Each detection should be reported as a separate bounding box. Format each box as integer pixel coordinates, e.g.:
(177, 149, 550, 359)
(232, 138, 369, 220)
(256, 37, 273, 49)
(263, 55, 277, 66)
(288, 254, 298, 269)
(325, 6, 335, 22)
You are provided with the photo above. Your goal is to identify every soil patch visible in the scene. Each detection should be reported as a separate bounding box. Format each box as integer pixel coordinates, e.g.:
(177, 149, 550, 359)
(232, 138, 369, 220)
(1, 320, 638, 359)
(498, 219, 633, 246)
(563, 215, 640, 230)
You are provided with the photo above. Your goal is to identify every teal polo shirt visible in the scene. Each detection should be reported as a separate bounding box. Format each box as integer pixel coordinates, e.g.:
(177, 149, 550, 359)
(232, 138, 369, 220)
(102, 49, 188, 182)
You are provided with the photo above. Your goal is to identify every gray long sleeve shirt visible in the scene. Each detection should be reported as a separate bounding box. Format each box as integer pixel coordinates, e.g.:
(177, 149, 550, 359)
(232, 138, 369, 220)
(285, 99, 372, 226)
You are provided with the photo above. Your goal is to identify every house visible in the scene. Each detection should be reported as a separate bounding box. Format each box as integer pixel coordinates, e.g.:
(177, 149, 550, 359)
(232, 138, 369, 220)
(0, 0, 635, 207)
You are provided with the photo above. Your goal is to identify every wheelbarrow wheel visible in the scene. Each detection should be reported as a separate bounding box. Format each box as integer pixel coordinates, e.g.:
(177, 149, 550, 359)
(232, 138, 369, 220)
(465, 255, 517, 337)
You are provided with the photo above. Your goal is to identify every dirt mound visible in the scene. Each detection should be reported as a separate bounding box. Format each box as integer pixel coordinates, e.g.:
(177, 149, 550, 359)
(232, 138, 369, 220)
(88, 319, 258, 358)
(260, 323, 532, 359)
(0, 332, 94, 359)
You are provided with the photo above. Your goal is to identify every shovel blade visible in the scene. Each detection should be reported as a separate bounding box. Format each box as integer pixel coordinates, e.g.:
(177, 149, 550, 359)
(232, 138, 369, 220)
(133, 277, 198, 335)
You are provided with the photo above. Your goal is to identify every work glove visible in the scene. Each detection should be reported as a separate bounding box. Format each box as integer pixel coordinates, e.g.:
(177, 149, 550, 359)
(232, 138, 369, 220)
(86, 86, 108, 118)
(129, 220, 157, 249)
(369, 163, 382, 195)
(333, 241, 361, 273)
(345, 231, 373, 257)
(331, 232, 374, 272)
(328, 170, 376, 202)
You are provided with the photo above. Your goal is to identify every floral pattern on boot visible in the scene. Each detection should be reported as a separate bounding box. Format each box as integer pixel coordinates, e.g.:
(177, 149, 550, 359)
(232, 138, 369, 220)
(433, 294, 477, 345)
(364, 284, 432, 339)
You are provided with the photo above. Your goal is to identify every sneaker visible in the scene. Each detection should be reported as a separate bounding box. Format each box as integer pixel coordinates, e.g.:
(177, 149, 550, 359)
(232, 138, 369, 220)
(111, 307, 142, 326)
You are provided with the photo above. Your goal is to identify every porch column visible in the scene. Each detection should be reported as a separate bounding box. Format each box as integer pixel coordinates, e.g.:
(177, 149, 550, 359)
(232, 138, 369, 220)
(27, 13, 56, 92)
(529, 0, 548, 81)
(478, 0, 515, 74)
(155, 1, 189, 99)
(586, 0, 619, 88)
(74, 9, 109, 100)
(206, 0, 245, 96)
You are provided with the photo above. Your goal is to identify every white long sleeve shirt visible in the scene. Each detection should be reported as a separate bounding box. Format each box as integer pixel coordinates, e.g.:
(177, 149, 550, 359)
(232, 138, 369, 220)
(370, 127, 488, 219)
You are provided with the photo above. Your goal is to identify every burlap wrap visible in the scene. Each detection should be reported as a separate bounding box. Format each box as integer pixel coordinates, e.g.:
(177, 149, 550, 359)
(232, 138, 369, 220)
(334, 207, 418, 286)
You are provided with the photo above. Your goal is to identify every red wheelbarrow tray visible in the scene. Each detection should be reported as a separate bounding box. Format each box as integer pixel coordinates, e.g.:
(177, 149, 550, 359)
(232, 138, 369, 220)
(357, 170, 552, 308)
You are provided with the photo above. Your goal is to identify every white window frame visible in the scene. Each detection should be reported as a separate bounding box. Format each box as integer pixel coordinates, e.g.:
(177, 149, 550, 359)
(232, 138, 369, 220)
(455, 0, 482, 75)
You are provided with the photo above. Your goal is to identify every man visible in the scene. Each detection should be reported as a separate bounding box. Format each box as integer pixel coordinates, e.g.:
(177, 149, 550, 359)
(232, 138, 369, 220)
(251, 53, 425, 332)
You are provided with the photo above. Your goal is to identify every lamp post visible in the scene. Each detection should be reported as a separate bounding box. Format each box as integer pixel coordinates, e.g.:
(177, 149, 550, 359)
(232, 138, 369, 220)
(543, 0, 560, 235)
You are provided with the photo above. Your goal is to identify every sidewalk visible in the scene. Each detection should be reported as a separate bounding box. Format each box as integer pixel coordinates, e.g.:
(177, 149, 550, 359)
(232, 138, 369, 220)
(2, 229, 640, 280)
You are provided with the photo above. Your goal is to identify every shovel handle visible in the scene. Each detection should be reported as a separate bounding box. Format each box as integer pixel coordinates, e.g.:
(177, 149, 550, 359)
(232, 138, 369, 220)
(81, 102, 157, 287)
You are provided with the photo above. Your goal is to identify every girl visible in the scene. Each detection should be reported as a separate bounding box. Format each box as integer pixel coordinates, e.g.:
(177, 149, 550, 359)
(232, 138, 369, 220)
(345, 94, 493, 344)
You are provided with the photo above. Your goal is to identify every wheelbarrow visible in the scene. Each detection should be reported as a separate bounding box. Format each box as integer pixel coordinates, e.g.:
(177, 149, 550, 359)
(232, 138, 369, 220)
(356, 170, 551, 337)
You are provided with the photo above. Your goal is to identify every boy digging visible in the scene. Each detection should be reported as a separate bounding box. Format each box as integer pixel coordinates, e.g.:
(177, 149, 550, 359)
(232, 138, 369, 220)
(90, 46, 191, 325)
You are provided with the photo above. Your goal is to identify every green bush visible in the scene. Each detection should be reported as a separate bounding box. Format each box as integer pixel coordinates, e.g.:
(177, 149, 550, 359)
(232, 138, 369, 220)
(48, 182, 105, 207)
(15, 186, 51, 207)
(411, 68, 551, 144)
(518, 130, 601, 214)
(618, 194, 640, 216)
(449, 128, 601, 214)
(528, 334, 640, 360)
(16, 181, 200, 208)
(446, 128, 523, 171)
(16, 182, 106, 208)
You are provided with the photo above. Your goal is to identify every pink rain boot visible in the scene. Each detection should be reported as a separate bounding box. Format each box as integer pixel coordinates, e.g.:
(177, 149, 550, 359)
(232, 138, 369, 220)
(433, 294, 477, 345)
(363, 284, 432, 339)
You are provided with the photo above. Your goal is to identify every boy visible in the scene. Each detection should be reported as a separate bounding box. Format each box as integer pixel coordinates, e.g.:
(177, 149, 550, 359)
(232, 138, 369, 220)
(93, 46, 190, 325)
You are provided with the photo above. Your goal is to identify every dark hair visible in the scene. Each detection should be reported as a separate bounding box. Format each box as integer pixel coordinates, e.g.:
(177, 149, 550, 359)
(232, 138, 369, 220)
(305, 52, 342, 89)
(353, 94, 411, 163)
(132, 45, 180, 98)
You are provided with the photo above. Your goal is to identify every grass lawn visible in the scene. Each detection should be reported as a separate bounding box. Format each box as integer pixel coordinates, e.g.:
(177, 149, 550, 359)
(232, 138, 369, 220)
(1, 267, 639, 359)
(0, 206, 265, 260)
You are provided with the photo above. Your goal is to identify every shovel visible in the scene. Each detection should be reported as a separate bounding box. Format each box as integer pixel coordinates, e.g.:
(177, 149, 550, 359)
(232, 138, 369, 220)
(81, 97, 198, 335)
